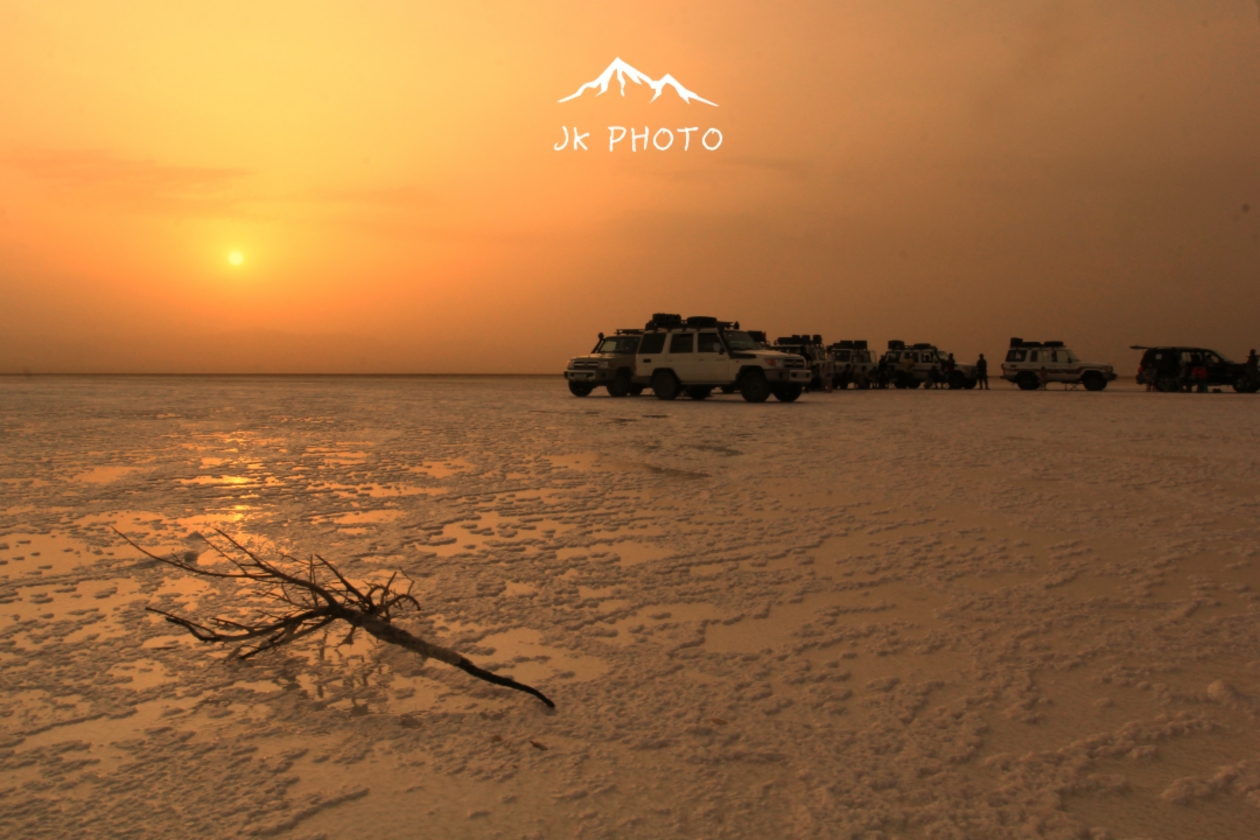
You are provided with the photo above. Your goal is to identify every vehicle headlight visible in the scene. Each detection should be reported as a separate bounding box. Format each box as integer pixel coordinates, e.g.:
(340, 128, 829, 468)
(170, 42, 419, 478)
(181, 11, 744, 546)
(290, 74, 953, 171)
(567, 360, 577, 369)
(765, 358, 778, 367)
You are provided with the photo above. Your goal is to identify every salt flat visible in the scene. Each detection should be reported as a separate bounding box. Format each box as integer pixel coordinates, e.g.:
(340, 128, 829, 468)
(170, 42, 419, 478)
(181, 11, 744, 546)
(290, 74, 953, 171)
(1, 376, 1258, 840)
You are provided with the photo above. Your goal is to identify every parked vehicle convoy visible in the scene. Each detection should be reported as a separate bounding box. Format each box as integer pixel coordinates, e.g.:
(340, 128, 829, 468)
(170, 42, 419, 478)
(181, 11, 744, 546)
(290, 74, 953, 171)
(771, 334, 830, 391)
(1131, 345, 1259, 393)
(634, 314, 812, 402)
(827, 340, 876, 389)
(564, 329, 646, 397)
(879, 341, 977, 389)
(1001, 339, 1117, 391)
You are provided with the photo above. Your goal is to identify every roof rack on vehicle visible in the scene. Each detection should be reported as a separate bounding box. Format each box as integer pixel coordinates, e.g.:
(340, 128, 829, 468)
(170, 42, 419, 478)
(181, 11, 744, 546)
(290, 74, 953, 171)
(685, 315, 719, 328)
(614, 328, 643, 335)
(646, 313, 683, 330)
(1009, 337, 1024, 347)
(888, 340, 905, 350)
(911, 342, 934, 350)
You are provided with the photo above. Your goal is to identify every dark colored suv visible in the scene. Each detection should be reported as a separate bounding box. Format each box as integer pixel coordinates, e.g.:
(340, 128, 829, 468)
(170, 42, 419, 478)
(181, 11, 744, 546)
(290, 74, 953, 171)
(1131, 346, 1259, 393)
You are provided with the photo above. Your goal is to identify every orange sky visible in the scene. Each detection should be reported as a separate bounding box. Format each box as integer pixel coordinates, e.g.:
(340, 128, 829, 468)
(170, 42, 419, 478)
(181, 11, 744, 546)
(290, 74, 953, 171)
(2, 1, 1258, 373)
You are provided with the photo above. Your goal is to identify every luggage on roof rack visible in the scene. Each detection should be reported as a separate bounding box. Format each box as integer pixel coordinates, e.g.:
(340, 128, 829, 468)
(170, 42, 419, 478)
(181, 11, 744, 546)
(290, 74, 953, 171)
(746, 330, 767, 343)
(888, 340, 905, 350)
(912, 342, 933, 350)
(685, 315, 719, 328)
(646, 313, 683, 330)
(1009, 337, 1024, 347)
(1044, 340, 1064, 348)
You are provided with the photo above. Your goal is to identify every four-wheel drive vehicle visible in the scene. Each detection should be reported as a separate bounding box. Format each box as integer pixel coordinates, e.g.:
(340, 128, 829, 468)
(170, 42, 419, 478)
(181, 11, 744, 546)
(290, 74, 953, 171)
(634, 314, 812, 402)
(564, 330, 646, 397)
(827, 340, 876, 389)
(772, 334, 829, 390)
(879, 341, 977, 389)
(1131, 346, 1258, 393)
(1001, 339, 1117, 391)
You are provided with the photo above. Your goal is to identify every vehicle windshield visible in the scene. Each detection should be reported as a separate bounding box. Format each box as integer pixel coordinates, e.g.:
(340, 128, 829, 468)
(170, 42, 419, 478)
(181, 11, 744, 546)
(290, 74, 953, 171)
(723, 331, 762, 351)
(596, 336, 640, 354)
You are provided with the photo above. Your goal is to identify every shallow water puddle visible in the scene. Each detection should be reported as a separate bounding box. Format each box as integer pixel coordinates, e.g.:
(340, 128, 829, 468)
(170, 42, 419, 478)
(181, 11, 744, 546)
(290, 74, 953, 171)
(72, 465, 143, 483)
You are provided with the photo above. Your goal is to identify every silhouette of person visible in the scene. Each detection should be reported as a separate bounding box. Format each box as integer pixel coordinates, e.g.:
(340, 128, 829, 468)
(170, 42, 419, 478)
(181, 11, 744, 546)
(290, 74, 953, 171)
(975, 354, 989, 390)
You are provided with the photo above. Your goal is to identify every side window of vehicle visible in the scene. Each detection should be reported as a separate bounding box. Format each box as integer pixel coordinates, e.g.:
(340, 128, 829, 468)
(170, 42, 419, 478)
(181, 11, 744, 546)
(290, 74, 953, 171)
(1029, 350, 1039, 363)
(1006, 349, 1025, 362)
(1206, 353, 1221, 365)
(669, 332, 694, 354)
(639, 333, 665, 355)
(697, 332, 722, 353)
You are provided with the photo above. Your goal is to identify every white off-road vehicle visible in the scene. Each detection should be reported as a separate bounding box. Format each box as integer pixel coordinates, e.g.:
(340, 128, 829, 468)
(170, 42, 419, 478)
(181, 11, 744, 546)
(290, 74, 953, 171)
(879, 341, 978, 389)
(564, 330, 645, 397)
(1001, 338, 1116, 391)
(827, 340, 876, 389)
(633, 314, 812, 402)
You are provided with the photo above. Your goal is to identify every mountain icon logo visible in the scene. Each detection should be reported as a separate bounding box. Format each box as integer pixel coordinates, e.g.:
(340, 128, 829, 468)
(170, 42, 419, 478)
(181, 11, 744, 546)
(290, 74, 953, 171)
(558, 57, 718, 106)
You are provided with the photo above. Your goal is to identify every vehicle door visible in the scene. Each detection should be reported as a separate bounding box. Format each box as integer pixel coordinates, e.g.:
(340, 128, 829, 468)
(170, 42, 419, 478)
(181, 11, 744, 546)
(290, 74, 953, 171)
(1202, 351, 1228, 383)
(693, 331, 729, 383)
(1047, 348, 1073, 381)
(637, 331, 667, 379)
(664, 331, 698, 381)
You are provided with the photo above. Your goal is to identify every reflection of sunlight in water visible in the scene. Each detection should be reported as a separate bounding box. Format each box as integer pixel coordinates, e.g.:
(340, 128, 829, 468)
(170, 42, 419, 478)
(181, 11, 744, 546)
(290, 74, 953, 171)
(179, 475, 256, 486)
(72, 466, 141, 483)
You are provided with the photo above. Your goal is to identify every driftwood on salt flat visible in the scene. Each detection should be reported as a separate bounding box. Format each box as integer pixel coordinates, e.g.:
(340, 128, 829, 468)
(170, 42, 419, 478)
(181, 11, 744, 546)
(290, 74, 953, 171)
(117, 528, 555, 709)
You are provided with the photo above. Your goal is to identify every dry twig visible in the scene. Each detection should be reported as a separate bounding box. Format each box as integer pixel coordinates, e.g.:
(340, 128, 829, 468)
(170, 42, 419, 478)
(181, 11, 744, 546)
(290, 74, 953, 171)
(117, 528, 555, 709)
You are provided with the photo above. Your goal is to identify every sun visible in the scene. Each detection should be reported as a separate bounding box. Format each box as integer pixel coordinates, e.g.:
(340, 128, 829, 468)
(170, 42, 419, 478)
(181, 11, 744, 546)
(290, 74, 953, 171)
(228, 251, 244, 266)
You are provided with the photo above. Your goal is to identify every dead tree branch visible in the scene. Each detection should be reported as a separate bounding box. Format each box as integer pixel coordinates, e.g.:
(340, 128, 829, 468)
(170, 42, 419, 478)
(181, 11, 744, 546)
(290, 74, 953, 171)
(117, 528, 555, 709)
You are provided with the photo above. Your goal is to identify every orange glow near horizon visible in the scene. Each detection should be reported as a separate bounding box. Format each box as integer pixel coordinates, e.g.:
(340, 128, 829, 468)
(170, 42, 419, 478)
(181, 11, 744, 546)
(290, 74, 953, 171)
(2, 1, 1259, 373)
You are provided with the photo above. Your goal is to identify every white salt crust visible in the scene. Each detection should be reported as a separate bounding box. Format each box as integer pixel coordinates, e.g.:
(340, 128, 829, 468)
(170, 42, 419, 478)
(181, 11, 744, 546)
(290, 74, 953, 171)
(1, 376, 1258, 839)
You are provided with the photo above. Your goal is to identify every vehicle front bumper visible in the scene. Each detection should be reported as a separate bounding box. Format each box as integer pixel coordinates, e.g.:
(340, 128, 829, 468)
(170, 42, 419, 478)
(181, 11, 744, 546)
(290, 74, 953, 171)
(767, 368, 812, 384)
(564, 368, 614, 384)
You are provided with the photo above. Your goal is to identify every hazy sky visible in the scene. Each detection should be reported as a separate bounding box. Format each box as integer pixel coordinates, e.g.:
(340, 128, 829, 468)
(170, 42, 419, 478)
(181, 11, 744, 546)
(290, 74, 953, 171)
(2, 1, 1258, 373)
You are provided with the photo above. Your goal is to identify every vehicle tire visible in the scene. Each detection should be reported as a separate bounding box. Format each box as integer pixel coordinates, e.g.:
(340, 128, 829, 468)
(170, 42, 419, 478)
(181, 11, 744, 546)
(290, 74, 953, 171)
(963, 378, 977, 390)
(948, 371, 965, 390)
(1232, 375, 1260, 394)
(1016, 372, 1040, 391)
(687, 386, 713, 401)
(568, 381, 593, 397)
(739, 370, 771, 403)
(1081, 371, 1106, 391)
(652, 370, 680, 401)
(629, 384, 645, 396)
(772, 383, 803, 402)
(606, 372, 631, 397)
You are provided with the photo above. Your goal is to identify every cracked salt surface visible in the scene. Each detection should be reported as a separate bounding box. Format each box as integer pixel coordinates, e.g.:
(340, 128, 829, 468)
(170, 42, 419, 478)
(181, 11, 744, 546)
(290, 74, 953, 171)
(2, 375, 1260, 839)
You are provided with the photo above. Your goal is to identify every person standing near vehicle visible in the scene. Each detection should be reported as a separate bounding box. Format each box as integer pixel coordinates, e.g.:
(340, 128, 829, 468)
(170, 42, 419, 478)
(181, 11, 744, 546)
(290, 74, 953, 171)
(975, 354, 989, 389)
